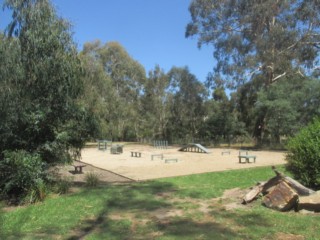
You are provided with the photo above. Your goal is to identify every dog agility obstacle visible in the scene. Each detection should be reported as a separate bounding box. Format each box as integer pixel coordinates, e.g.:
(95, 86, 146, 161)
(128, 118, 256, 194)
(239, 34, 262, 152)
(153, 140, 168, 149)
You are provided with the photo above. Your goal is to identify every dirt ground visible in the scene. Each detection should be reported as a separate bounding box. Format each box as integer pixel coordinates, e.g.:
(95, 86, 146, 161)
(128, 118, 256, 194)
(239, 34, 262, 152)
(63, 144, 287, 183)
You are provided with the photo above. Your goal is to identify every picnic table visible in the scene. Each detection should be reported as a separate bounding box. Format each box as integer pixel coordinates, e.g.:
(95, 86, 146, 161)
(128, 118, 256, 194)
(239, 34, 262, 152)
(238, 150, 256, 163)
(73, 164, 86, 173)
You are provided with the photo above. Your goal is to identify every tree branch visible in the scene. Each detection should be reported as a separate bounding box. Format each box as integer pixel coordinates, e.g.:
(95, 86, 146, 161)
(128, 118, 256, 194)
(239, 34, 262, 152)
(271, 72, 286, 83)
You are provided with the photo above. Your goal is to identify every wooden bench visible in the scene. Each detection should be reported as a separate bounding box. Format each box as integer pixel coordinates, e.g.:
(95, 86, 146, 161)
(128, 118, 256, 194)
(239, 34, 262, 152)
(151, 154, 163, 160)
(73, 164, 86, 173)
(238, 155, 256, 163)
(131, 151, 141, 158)
(165, 158, 178, 163)
(239, 150, 248, 155)
(221, 149, 231, 155)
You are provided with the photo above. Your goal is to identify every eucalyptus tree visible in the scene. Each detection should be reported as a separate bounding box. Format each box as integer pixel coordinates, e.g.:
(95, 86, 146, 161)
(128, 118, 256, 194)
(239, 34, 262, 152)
(167, 67, 207, 142)
(0, 33, 22, 154)
(80, 41, 116, 139)
(255, 76, 320, 144)
(0, 0, 93, 200)
(187, 0, 320, 143)
(141, 65, 173, 140)
(102, 42, 146, 140)
(187, 0, 320, 88)
(81, 41, 146, 141)
(1, 0, 89, 163)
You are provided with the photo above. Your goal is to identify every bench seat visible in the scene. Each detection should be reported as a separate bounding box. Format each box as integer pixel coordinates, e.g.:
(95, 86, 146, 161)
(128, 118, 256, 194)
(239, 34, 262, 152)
(238, 155, 256, 163)
(73, 164, 86, 173)
(165, 158, 178, 163)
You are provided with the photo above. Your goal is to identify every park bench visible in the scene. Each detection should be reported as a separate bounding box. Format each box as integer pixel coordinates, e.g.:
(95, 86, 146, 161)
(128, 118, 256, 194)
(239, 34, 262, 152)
(72, 164, 86, 173)
(221, 149, 231, 155)
(151, 153, 163, 160)
(131, 151, 141, 158)
(165, 158, 178, 163)
(238, 150, 256, 163)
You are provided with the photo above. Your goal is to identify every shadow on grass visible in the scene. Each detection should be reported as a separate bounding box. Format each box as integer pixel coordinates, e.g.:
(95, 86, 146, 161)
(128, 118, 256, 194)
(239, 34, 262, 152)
(0, 204, 62, 240)
(156, 219, 239, 239)
(2, 180, 275, 239)
(66, 181, 176, 239)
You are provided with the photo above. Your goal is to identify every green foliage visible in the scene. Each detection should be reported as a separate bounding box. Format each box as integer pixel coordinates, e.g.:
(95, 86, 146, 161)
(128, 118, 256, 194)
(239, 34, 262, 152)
(187, 0, 320, 87)
(0, 150, 46, 201)
(0, 0, 96, 202)
(0, 0, 90, 162)
(167, 66, 207, 142)
(80, 40, 146, 141)
(286, 119, 320, 189)
(85, 172, 100, 187)
(54, 176, 73, 195)
(4, 166, 320, 240)
(24, 179, 48, 204)
(140, 65, 172, 139)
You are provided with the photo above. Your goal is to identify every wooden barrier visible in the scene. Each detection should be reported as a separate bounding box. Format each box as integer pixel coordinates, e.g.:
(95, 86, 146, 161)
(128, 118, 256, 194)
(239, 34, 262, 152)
(165, 158, 178, 163)
(131, 151, 141, 158)
(151, 154, 163, 160)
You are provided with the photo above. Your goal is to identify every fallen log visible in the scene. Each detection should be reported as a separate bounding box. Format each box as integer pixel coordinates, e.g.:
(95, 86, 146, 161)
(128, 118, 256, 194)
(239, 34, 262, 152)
(263, 181, 299, 211)
(242, 166, 317, 212)
(242, 182, 265, 204)
(283, 177, 315, 196)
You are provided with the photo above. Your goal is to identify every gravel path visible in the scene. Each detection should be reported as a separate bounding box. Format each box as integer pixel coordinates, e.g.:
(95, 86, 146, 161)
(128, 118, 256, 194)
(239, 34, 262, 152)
(71, 144, 287, 182)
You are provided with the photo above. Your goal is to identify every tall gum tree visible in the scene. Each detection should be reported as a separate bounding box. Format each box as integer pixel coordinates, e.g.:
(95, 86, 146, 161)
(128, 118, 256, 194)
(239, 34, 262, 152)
(186, 0, 320, 88)
(141, 65, 172, 140)
(81, 41, 146, 141)
(186, 0, 320, 144)
(1, 0, 87, 163)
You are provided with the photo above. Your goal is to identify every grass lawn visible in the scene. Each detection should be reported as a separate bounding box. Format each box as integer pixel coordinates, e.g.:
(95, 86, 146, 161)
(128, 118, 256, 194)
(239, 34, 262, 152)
(1, 166, 319, 239)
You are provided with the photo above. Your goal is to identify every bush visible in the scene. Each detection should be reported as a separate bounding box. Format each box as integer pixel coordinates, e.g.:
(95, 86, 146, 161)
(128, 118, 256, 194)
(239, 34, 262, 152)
(286, 118, 320, 189)
(54, 176, 73, 194)
(24, 179, 48, 204)
(85, 172, 100, 187)
(0, 150, 46, 202)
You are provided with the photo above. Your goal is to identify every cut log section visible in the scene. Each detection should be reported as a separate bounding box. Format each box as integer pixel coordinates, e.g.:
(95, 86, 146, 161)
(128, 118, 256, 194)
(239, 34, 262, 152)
(263, 181, 299, 211)
(242, 166, 319, 212)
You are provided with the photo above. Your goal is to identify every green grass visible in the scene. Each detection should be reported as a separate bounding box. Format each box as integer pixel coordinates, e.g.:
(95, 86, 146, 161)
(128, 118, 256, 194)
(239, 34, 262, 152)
(1, 165, 319, 239)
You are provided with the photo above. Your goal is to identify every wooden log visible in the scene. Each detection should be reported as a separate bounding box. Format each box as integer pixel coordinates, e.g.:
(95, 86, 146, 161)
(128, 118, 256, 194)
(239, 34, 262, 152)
(243, 166, 315, 206)
(242, 183, 264, 204)
(283, 177, 315, 196)
(261, 175, 283, 194)
(263, 181, 299, 211)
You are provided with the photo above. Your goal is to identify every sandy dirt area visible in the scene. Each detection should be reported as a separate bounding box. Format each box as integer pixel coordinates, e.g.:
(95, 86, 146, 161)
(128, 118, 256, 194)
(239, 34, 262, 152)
(78, 144, 287, 181)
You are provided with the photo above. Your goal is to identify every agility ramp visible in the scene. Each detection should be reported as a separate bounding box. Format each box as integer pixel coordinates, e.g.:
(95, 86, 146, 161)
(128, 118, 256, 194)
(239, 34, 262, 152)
(178, 143, 210, 153)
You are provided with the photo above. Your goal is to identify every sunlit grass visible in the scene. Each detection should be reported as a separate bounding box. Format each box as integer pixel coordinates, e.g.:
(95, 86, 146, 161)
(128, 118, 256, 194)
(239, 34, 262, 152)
(1, 165, 318, 240)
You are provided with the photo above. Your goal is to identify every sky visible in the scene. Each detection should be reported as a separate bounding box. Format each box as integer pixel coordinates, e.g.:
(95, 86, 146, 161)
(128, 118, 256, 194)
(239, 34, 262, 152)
(0, 0, 215, 82)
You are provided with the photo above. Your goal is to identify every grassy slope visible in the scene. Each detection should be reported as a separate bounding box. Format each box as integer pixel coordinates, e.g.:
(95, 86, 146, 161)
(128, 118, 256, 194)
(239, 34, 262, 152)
(1, 166, 320, 239)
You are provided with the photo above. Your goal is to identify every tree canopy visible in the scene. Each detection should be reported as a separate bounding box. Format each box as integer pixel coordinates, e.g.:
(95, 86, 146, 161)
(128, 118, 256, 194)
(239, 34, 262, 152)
(186, 0, 320, 88)
(1, 0, 320, 201)
(0, 0, 94, 200)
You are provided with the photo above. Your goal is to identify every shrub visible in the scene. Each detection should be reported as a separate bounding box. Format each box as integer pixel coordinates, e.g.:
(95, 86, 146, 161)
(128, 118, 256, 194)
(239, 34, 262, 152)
(286, 118, 320, 189)
(24, 179, 48, 204)
(54, 176, 73, 194)
(85, 172, 100, 187)
(0, 150, 46, 202)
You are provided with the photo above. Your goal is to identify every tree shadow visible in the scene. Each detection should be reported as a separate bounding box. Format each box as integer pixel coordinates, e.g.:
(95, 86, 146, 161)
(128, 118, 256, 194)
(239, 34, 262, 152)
(66, 181, 176, 239)
(156, 218, 239, 239)
(2, 180, 275, 239)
